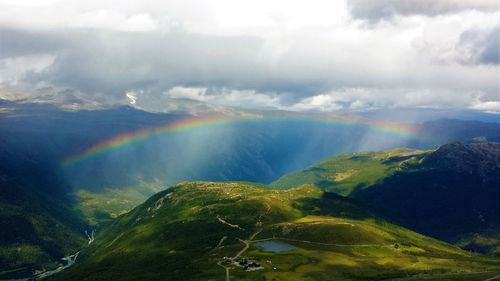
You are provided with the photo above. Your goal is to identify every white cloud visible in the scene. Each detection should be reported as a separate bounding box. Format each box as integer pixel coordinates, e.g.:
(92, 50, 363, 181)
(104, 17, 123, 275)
(289, 88, 499, 112)
(291, 94, 343, 112)
(0, 0, 498, 113)
(165, 86, 282, 110)
(471, 101, 500, 113)
(166, 86, 207, 100)
(71, 10, 158, 32)
(0, 54, 55, 85)
(347, 0, 500, 21)
(0, 0, 57, 7)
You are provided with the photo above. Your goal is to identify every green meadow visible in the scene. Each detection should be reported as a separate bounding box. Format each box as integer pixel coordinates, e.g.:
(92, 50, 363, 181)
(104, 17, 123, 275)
(51, 182, 500, 281)
(271, 148, 430, 196)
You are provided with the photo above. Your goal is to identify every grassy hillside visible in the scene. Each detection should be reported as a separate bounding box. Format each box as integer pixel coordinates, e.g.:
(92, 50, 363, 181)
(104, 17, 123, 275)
(271, 148, 430, 196)
(74, 181, 165, 226)
(0, 146, 87, 278)
(272, 142, 500, 257)
(0, 184, 86, 279)
(353, 142, 500, 256)
(52, 182, 500, 281)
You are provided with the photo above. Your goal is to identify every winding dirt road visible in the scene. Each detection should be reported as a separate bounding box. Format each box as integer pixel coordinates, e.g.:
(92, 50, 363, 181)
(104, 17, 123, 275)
(216, 202, 271, 281)
(484, 274, 500, 281)
(233, 229, 263, 259)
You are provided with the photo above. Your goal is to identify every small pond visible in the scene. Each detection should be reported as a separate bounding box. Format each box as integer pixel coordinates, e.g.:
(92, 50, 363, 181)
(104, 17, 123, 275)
(253, 240, 297, 252)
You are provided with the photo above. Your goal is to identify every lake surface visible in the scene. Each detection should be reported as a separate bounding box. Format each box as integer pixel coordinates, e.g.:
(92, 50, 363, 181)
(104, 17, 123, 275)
(254, 240, 297, 252)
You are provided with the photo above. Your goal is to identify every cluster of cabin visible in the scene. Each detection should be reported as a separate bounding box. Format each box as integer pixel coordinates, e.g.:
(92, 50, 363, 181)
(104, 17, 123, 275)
(222, 257, 264, 271)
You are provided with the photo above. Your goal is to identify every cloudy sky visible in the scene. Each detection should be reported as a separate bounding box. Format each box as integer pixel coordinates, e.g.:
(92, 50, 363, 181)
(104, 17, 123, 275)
(0, 0, 499, 113)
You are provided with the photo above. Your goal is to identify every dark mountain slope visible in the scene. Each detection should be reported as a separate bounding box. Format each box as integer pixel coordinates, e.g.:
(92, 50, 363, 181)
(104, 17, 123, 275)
(421, 141, 500, 175)
(353, 142, 500, 255)
(272, 142, 500, 256)
(0, 182, 86, 273)
(0, 143, 87, 276)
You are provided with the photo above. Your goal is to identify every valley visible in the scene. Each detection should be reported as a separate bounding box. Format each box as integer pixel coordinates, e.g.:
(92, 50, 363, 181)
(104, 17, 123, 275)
(1, 2, 500, 279)
(49, 182, 500, 281)
(1, 102, 500, 280)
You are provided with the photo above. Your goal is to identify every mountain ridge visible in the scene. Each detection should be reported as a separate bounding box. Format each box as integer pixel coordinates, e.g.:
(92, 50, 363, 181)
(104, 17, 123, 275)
(51, 181, 500, 281)
(272, 142, 500, 256)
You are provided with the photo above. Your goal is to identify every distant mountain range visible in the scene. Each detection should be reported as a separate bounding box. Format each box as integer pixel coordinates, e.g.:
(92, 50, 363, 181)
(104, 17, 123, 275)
(1, 100, 499, 191)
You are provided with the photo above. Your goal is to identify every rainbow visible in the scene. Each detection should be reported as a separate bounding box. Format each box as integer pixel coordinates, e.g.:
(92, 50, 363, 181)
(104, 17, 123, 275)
(62, 114, 419, 166)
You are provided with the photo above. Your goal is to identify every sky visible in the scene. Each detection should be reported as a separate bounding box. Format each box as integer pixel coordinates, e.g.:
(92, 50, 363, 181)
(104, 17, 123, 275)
(0, 0, 499, 113)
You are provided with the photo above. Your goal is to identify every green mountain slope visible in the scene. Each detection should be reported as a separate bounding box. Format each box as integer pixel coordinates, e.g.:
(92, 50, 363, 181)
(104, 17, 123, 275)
(0, 132, 92, 279)
(271, 148, 430, 196)
(353, 142, 500, 256)
(0, 183, 86, 278)
(53, 182, 500, 281)
(73, 181, 164, 226)
(0, 146, 90, 279)
(271, 142, 500, 257)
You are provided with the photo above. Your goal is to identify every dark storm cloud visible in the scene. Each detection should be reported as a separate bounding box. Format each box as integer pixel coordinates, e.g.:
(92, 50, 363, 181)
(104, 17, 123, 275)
(459, 25, 500, 65)
(347, 0, 500, 21)
(21, 30, 273, 96)
(0, 29, 64, 58)
(480, 26, 500, 65)
(10, 28, 344, 102)
(3, 25, 499, 111)
(0, 1, 498, 113)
